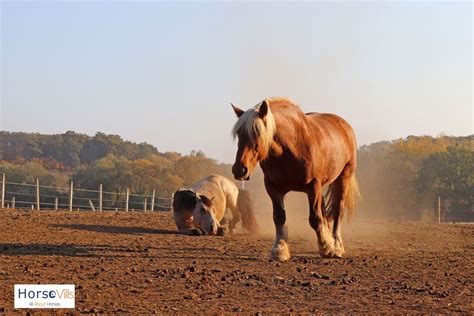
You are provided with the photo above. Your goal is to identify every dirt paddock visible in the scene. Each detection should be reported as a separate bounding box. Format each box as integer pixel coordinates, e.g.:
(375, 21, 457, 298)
(0, 209, 472, 314)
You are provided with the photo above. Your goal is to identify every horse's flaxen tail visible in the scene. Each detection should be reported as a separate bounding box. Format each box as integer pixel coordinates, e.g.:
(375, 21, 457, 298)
(345, 175, 361, 220)
(324, 175, 361, 221)
(237, 189, 259, 234)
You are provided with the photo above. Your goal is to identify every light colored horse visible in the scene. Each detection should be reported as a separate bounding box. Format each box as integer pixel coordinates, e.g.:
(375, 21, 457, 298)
(231, 97, 360, 261)
(172, 174, 259, 236)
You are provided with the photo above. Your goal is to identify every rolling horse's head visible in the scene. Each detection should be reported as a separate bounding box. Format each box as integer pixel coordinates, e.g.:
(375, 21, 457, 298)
(193, 194, 219, 235)
(231, 99, 276, 181)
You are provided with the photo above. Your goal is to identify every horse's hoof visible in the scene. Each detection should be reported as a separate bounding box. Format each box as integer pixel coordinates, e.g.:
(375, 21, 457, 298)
(332, 251, 343, 259)
(217, 227, 226, 236)
(334, 240, 345, 258)
(271, 239, 291, 262)
(318, 242, 338, 258)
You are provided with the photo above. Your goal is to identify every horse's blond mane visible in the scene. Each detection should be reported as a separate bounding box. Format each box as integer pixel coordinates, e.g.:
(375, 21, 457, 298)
(232, 99, 277, 156)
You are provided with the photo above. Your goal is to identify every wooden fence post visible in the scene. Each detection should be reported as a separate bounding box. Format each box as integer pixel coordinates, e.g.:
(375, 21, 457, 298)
(69, 181, 74, 211)
(99, 184, 103, 212)
(35, 178, 40, 211)
(1, 173, 5, 209)
(54, 197, 58, 211)
(125, 188, 129, 212)
(144, 198, 147, 212)
(171, 193, 174, 211)
(438, 196, 441, 224)
(12, 197, 15, 209)
(151, 189, 156, 212)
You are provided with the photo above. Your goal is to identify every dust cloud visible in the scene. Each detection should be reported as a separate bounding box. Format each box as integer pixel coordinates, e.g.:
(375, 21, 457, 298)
(241, 166, 393, 246)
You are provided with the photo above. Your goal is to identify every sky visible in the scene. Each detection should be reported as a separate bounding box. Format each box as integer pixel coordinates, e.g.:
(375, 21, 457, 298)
(1, 1, 472, 163)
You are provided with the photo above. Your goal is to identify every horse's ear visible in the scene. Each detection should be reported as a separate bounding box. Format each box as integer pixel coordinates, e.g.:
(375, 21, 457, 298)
(231, 103, 245, 118)
(259, 100, 269, 118)
(199, 195, 213, 207)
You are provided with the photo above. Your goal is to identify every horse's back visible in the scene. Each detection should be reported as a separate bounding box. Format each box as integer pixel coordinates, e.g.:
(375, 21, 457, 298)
(300, 112, 358, 185)
(305, 112, 357, 155)
(191, 174, 236, 193)
(268, 99, 356, 152)
(206, 174, 239, 208)
(190, 174, 237, 219)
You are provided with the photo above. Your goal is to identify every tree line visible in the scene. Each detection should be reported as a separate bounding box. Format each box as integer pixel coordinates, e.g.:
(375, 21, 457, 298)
(0, 131, 231, 198)
(0, 131, 472, 219)
(357, 135, 473, 220)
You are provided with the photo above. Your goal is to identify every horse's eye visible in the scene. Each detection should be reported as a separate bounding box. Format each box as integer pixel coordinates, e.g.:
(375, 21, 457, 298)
(201, 208, 206, 213)
(254, 143, 259, 150)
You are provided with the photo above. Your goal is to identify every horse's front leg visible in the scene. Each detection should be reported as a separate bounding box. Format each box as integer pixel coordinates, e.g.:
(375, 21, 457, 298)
(174, 213, 205, 236)
(308, 180, 336, 258)
(267, 189, 290, 261)
(178, 227, 204, 236)
(217, 214, 230, 236)
(227, 207, 241, 235)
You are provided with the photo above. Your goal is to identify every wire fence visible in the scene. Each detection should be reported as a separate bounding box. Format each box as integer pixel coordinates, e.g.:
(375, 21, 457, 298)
(0, 174, 172, 212)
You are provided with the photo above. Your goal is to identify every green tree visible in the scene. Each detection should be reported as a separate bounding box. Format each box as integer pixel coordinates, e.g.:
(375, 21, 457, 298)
(175, 152, 220, 185)
(418, 147, 474, 210)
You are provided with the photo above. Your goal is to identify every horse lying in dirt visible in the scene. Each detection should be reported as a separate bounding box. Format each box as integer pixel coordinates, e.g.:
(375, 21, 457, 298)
(172, 174, 259, 236)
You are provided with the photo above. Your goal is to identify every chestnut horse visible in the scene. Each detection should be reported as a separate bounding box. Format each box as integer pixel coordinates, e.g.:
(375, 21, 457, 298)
(172, 174, 259, 236)
(231, 97, 360, 260)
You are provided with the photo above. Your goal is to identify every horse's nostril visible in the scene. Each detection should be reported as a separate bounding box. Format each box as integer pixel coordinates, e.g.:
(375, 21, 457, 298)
(232, 165, 248, 179)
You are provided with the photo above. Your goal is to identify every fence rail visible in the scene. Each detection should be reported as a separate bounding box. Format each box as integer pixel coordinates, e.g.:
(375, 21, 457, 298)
(0, 174, 172, 212)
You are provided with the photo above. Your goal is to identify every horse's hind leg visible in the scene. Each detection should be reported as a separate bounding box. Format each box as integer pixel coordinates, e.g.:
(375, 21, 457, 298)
(331, 165, 355, 257)
(328, 177, 344, 257)
(308, 179, 336, 258)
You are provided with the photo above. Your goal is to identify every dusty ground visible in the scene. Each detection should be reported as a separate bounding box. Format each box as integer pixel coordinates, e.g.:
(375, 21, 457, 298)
(0, 209, 472, 314)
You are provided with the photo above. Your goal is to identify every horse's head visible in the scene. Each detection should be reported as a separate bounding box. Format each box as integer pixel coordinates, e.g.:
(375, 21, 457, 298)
(231, 99, 276, 180)
(193, 195, 219, 235)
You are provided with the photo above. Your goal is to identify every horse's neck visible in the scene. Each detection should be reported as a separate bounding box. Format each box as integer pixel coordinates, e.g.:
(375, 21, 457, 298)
(270, 111, 312, 155)
(260, 117, 316, 189)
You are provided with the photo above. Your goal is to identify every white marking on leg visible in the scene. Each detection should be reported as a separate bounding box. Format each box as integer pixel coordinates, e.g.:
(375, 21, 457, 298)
(271, 239, 291, 261)
(318, 222, 336, 258)
(333, 223, 345, 257)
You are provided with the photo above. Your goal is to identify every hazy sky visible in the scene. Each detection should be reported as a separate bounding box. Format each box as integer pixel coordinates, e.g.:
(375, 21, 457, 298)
(1, 1, 472, 163)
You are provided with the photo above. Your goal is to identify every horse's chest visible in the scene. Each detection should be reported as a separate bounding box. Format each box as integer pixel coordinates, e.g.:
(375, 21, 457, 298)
(260, 158, 308, 192)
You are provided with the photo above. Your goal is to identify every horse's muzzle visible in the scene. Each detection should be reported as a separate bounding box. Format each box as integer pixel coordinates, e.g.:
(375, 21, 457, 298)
(232, 165, 249, 181)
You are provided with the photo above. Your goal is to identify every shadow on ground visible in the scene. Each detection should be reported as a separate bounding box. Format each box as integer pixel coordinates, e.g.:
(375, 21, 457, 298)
(51, 224, 178, 235)
(0, 243, 263, 261)
(0, 243, 109, 257)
